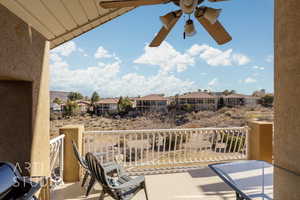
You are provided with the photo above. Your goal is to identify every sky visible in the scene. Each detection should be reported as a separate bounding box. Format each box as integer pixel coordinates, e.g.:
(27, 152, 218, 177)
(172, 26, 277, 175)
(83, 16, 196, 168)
(50, 0, 274, 98)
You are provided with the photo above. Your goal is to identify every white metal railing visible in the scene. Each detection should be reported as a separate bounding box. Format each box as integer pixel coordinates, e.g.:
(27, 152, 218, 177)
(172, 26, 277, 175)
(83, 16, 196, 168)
(83, 127, 248, 173)
(50, 135, 65, 187)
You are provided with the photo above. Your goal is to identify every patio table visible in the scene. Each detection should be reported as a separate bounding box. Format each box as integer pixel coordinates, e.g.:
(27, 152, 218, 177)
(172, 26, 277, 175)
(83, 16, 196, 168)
(209, 160, 300, 200)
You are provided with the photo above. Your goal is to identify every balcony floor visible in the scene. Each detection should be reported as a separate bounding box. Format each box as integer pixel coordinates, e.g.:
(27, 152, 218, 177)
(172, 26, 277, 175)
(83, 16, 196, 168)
(52, 167, 236, 200)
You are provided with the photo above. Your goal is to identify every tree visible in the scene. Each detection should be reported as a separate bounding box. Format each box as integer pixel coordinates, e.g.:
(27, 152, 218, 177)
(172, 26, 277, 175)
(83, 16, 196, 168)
(67, 92, 83, 101)
(118, 97, 133, 113)
(260, 94, 274, 107)
(230, 90, 236, 94)
(53, 97, 62, 105)
(223, 90, 230, 95)
(90, 91, 100, 105)
(63, 100, 79, 117)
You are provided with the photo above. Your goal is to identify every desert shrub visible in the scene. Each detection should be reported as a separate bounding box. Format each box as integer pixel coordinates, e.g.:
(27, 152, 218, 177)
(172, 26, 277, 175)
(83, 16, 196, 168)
(182, 104, 193, 113)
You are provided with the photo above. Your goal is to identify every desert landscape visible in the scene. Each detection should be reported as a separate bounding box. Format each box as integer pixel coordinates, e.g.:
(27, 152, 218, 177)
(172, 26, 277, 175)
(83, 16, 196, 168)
(50, 105, 273, 137)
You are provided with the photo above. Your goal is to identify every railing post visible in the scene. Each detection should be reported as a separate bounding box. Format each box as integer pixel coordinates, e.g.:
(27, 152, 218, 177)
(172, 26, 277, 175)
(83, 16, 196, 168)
(247, 121, 273, 163)
(59, 125, 84, 182)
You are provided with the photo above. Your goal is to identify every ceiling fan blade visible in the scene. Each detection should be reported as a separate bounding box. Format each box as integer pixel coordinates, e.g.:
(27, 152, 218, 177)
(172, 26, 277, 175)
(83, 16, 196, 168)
(149, 10, 182, 47)
(195, 14, 232, 45)
(100, 0, 169, 8)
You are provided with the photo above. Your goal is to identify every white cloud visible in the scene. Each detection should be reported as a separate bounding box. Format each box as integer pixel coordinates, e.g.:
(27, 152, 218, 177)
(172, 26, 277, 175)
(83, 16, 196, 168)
(78, 48, 88, 57)
(50, 53, 195, 97)
(266, 55, 274, 63)
(134, 42, 195, 73)
(253, 65, 265, 70)
(208, 78, 219, 87)
(233, 54, 251, 65)
(94, 46, 112, 59)
(187, 44, 250, 66)
(52, 41, 76, 56)
(244, 77, 257, 83)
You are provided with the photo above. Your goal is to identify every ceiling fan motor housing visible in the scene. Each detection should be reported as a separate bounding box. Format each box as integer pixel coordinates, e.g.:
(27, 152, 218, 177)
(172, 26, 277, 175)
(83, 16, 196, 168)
(179, 0, 198, 14)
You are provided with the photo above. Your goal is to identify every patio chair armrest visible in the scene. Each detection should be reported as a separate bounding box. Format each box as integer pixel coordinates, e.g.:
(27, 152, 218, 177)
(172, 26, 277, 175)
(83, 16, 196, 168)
(111, 176, 145, 190)
(103, 163, 127, 176)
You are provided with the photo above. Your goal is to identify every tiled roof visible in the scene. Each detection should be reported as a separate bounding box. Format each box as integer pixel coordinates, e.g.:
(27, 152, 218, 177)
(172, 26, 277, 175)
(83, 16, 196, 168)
(178, 92, 216, 99)
(96, 98, 119, 104)
(136, 94, 168, 101)
(75, 100, 90, 105)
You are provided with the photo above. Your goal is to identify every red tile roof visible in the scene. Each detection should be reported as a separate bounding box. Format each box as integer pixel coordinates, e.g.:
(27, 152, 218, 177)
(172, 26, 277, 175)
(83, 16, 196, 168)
(135, 94, 168, 101)
(96, 98, 119, 104)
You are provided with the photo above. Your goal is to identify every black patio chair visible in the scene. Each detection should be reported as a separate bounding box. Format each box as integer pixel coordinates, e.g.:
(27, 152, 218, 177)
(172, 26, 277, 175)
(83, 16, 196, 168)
(72, 141, 117, 196)
(85, 152, 148, 200)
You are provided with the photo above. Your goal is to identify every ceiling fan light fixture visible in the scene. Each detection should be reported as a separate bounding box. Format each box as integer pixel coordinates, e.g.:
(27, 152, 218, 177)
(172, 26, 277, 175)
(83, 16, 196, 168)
(203, 7, 222, 24)
(160, 12, 177, 29)
(184, 19, 196, 37)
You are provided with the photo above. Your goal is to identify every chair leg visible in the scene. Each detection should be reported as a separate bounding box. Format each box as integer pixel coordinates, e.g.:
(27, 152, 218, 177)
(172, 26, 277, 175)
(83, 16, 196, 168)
(82, 171, 89, 187)
(98, 189, 106, 200)
(86, 176, 96, 197)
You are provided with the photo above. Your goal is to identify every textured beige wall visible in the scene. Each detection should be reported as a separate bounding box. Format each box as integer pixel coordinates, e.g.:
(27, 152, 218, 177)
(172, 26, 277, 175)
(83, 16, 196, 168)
(0, 5, 50, 176)
(59, 125, 84, 182)
(275, 0, 300, 199)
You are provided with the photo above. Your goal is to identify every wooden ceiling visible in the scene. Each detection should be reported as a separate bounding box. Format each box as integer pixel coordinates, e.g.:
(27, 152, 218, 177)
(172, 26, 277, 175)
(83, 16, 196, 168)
(1, 0, 135, 48)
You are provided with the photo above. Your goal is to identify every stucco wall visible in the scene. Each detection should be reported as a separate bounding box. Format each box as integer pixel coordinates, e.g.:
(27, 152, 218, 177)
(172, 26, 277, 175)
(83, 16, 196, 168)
(0, 5, 50, 176)
(274, 0, 300, 199)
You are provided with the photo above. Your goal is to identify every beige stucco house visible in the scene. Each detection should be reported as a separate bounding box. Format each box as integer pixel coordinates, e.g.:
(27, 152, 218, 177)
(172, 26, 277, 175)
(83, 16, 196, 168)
(176, 92, 218, 111)
(135, 94, 168, 112)
(95, 98, 119, 114)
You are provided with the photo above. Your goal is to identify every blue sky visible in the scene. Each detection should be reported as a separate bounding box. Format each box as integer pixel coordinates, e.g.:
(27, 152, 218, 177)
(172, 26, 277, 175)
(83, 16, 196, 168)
(50, 0, 274, 98)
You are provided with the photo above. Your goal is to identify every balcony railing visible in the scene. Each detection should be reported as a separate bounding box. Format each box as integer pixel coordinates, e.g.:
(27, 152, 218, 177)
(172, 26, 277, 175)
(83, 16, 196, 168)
(50, 135, 64, 187)
(83, 127, 248, 174)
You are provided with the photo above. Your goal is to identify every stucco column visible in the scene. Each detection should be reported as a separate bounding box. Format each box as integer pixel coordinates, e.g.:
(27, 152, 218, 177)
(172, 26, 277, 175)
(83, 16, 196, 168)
(247, 121, 273, 163)
(0, 5, 50, 177)
(59, 125, 84, 182)
(275, 0, 300, 199)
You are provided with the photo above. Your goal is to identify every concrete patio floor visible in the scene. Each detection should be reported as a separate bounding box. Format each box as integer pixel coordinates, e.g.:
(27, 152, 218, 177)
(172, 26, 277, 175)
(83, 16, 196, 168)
(52, 167, 236, 200)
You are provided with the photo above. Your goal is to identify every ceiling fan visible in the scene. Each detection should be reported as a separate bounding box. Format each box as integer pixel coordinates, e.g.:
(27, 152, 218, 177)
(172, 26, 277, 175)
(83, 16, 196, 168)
(99, 0, 232, 47)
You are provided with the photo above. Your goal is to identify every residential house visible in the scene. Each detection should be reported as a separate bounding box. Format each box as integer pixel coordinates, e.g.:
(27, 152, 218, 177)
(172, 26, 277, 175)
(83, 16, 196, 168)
(50, 103, 62, 112)
(222, 94, 259, 107)
(135, 94, 168, 112)
(95, 98, 119, 114)
(75, 100, 90, 113)
(176, 92, 218, 111)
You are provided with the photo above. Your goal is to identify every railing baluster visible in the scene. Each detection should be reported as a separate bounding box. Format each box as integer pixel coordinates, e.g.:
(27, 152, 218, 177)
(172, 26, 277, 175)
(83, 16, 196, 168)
(152, 132, 155, 165)
(173, 131, 178, 163)
(162, 131, 166, 165)
(168, 131, 172, 164)
(140, 133, 144, 166)
(123, 134, 126, 167)
(228, 130, 235, 153)
(129, 133, 132, 167)
(179, 131, 183, 163)
(157, 131, 160, 165)
(135, 132, 138, 166)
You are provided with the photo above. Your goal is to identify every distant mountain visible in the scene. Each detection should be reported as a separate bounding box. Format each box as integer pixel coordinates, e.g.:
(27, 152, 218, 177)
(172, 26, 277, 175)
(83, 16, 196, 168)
(50, 91, 70, 103)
